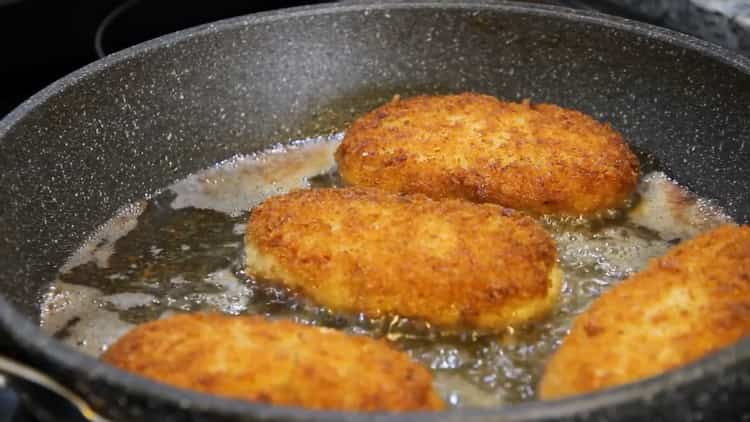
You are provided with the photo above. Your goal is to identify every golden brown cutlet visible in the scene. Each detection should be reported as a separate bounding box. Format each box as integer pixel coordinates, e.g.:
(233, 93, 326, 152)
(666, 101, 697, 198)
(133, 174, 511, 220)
(245, 187, 561, 331)
(335, 93, 639, 216)
(101, 313, 444, 412)
(539, 225, 750, 399)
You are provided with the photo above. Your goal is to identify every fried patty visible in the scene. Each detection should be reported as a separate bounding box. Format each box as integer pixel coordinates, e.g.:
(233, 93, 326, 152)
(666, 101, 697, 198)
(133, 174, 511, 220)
(539, 225, 750, 399)
(101, 313, 444, 412)
(335, 93, 639, 216)
(245, 187, 561, 331)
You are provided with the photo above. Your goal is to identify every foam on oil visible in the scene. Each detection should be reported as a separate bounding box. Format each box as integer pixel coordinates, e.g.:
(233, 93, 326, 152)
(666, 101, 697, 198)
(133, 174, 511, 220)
(39, 134, 731, 407)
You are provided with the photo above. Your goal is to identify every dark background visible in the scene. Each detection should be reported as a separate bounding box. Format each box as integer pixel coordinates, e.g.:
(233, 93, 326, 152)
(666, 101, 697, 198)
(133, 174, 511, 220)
(0, 1, 334, 116)
(0, 0, 649, 118)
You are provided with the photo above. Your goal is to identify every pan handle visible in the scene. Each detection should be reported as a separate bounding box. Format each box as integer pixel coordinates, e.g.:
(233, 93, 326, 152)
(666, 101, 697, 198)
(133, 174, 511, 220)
(0, 355, 110, 422)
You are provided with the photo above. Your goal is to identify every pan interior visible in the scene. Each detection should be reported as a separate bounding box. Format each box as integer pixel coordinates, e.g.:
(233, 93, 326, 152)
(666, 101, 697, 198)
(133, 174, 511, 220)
(1, 3, 749, 319)
(39, 127, 730, 407)
(0, 2, 749, 420)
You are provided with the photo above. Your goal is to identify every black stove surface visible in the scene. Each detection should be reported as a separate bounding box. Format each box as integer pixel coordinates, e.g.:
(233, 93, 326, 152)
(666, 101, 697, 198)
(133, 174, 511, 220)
(0, 0, 334, 117)
(0, 0, 646, 119)
(0, 0, 706, 420)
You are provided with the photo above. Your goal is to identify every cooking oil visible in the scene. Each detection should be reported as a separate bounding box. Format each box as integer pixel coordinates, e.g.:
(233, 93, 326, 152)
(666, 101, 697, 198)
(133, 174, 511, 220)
(39, 134, 731, 407)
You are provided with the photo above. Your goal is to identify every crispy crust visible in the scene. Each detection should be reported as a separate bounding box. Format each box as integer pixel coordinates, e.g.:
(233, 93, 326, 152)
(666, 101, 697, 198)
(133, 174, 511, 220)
(539, 225, 750, 399)
(101, 313, 444, 412)
(245, 187, 560, 331)
(335, 93, 639, 216)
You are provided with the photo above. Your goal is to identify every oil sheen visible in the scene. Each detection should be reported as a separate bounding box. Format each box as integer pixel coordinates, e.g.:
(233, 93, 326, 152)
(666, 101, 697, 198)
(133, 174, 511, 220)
(39, 134, 731, 408)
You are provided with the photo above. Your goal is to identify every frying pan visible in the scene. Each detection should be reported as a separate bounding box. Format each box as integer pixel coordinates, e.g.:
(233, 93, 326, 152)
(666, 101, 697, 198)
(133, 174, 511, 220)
(1, 1, 749, 421)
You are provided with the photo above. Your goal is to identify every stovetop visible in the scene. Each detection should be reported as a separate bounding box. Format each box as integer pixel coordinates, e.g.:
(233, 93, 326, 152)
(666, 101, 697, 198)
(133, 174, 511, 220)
(0, 0, 653, 119)
(0, 0, 742, 420)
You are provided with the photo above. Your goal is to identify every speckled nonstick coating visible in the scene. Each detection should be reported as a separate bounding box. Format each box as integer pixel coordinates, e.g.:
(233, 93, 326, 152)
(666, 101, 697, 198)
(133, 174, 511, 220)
(0, 1, 749, 421)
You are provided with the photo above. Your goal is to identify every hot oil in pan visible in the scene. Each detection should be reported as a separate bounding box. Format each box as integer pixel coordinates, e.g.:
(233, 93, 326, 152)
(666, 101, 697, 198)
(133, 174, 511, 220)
(39, 134, 731, 407)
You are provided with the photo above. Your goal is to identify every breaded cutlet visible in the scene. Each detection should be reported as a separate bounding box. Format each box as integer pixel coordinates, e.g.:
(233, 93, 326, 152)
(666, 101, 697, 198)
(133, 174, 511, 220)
(101, 313, 444, 412)
(245, 187, 561, 331)
(539, 225, 750, 399)
(335, 93, 639, 216)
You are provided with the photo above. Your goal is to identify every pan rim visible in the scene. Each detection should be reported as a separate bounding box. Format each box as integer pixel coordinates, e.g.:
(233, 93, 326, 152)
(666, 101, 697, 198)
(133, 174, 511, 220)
(1, 1, 749, 420)
(2, 0, 750, 141)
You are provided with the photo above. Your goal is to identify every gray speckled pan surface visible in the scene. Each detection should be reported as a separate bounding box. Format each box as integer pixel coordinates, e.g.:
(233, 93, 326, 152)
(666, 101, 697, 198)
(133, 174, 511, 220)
(0, 1, 750, 421)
